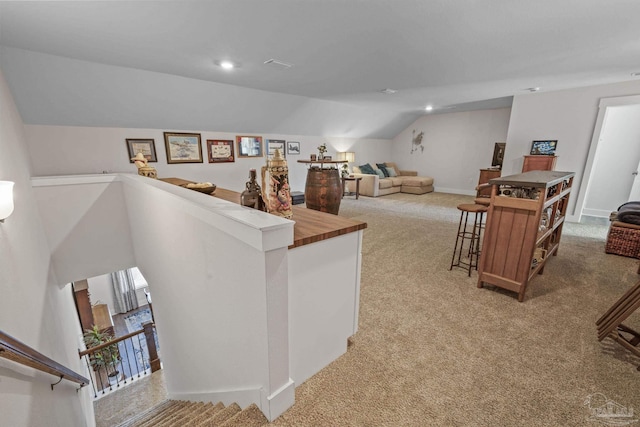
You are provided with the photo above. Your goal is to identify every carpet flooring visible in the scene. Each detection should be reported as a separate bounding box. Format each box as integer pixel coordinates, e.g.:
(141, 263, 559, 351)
(98, 192, 640, 426)
(271, 192, 640, 426)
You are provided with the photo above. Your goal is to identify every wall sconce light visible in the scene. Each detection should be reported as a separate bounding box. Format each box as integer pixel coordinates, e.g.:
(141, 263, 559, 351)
(0, 181, 15, 223)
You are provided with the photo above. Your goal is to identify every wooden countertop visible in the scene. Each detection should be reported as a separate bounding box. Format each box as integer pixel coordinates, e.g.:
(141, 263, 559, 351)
(161, 178, 367, 249)
(489, 170, 575, 188)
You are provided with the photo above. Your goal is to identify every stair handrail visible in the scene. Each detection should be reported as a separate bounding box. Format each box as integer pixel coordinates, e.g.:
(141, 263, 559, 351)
(0, 329, 89, 389)
(77, 323, 154, 356)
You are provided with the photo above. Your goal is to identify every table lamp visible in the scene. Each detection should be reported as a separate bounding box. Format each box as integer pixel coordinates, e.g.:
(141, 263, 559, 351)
(337, 152, 356, 176)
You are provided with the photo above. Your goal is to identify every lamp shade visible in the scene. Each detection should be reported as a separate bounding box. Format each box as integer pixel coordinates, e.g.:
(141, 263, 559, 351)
(337, 152, 356, 163)
(0, 181, 15, 222)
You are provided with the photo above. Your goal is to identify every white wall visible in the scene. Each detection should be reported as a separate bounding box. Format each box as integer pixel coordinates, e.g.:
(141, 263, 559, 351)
(32, 177, 135, 285)
(503, 79, 640, 220)
(1, 47, 420, 140)
(391, 108, 511, 194)
(583, 104, 640, 216)
(0, 70, 94, 426)
(24, 125, 391, 194)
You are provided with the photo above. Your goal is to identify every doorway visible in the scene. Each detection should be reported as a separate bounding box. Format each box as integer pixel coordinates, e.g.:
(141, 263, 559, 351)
(574, 95, 640, 221)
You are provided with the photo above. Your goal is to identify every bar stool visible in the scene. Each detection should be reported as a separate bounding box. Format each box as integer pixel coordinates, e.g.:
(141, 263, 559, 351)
(449, 203, 488, 276)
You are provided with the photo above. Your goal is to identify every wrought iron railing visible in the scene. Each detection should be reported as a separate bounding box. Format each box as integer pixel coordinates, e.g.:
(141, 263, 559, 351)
(78, 322, 160, 398)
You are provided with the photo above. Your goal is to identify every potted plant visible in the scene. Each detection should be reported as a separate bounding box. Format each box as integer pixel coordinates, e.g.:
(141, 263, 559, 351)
(83, 325, 121, 385)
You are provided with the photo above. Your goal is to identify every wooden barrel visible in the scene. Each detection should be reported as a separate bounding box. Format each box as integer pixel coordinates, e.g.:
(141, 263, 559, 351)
(304, 168, 342, 215)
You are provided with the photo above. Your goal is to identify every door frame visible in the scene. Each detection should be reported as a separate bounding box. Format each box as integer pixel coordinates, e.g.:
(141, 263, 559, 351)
(573, 94, 640, 222)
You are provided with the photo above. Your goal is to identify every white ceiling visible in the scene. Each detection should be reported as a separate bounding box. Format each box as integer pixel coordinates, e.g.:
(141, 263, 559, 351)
(1, 0, 640, 137)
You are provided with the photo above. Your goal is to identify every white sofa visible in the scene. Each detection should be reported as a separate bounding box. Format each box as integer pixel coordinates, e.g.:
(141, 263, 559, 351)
(347, 162, 434, 197)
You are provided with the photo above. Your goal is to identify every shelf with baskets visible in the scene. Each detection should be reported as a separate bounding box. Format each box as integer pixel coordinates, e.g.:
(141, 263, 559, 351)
(477, 170, 575, 302)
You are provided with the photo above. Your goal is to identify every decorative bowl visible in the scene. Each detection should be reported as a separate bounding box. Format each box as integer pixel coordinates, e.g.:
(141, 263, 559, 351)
(183, 184, 216, 195)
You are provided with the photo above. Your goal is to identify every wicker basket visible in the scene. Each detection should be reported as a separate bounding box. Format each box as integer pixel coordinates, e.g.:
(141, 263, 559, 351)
(605, 221, 640, 259)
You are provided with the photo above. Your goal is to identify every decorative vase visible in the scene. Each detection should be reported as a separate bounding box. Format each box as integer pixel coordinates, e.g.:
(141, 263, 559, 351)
(240, 169, 265, 211)
(261, 148, 293, 219)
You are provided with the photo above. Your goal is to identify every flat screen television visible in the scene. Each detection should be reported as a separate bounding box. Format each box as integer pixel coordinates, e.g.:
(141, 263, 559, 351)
(530, 140, 557, 155)
(491, 142, 506, 168)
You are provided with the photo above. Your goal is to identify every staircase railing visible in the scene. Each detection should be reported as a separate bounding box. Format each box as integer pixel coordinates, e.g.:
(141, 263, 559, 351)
(0, 329, 89, 389)
(78, 322, 160, 398)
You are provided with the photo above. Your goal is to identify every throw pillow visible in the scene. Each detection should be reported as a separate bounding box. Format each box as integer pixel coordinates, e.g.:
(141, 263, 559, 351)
(359, 163, 377, 175)
(385, 165, 398, 177)
(375, 169, 385, 179)
(376, 163, 390, 177)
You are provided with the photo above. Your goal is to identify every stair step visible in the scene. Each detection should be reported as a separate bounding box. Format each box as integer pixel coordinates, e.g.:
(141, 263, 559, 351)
(116, 399, 178, 427)
(135, 400, 190, 427)
(155, 401, 207, 427)
(219, 403, 268, 427)
(117, 399, 268, 427)
(197, 402, 241, 427)
(182, 402, 225, 427)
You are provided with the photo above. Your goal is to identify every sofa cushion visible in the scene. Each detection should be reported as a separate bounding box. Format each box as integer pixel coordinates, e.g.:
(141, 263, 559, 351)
(390, 177, 404, 186)
(359, 163, 377, 175)
(376, 163, 390, 177)
(375, 169, 385, 179)
(378, 178, 394, 189)
(402, 176, 434, 187)
(385, 165, 398, 177)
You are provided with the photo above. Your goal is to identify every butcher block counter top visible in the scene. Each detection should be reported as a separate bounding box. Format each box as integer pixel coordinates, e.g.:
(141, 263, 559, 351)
(161, 177, 367, 249)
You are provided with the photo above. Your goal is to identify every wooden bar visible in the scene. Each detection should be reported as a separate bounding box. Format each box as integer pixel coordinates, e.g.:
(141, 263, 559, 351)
(160, 177, 367, 249)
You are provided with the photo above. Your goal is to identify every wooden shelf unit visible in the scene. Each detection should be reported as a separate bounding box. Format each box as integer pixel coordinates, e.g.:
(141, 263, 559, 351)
(477, 168, 501, 198)
(522, 155, 557, 172)
(477, 170, 575, 301)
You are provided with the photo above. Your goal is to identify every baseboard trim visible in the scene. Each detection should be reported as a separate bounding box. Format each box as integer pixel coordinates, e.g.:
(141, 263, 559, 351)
(435, 187, 476, 196)
(262, 378, 295, 421)
(581, 208, 611, 218)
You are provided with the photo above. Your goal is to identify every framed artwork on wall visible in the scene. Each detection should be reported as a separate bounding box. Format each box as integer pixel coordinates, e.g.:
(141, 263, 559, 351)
(530, 140, 558, 156)
(207, 139, 234, 163)
(163, 132, 203, 163)
(287, 141, 300, 155)
(236, 136, 263, 158)
(126, 139, 157, 162)
(267, 139, 286, 157)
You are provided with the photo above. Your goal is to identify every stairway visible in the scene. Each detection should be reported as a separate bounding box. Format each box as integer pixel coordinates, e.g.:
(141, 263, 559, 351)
(115, 399, 269, 427)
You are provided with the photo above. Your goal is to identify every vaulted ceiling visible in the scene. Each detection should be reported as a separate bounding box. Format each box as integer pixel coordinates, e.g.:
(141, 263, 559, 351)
(1, 0, 640, 139)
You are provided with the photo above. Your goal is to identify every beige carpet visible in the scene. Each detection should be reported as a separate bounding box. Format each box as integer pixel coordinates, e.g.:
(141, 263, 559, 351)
(272, 192, 640, 426)
(97, 192, 640, 426)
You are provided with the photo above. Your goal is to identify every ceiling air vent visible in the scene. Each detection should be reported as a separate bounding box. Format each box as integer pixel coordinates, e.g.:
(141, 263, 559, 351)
(264, 59, 293, 69)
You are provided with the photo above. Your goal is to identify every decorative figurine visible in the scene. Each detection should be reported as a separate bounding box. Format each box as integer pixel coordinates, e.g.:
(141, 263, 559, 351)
(261, 148, 293, 219)
(131, 152, 157, 178)
(241, 169, 265, 211)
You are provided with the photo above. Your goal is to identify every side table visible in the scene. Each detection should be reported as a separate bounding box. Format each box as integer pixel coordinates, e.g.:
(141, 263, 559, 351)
(342, 176, 362, 199)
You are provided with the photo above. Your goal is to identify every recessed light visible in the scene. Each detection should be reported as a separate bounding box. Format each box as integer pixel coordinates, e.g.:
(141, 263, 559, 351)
(525, 87, 541, 92)
(425, 105, 434, 111)
(220, 61, 234, 70)
(380, 88, 397, 94)
(632, 72, 640, 77)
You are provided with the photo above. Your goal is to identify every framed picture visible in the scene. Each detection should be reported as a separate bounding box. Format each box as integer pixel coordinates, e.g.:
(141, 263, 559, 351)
(530, 140, 558, 156)
(163, 132, 203, 163)
(267, 139, 286, 157)
(236, 136, 263, 158)
(207, 139, 234, 163)
(287, 141, 300, 155)
(126, 139, 157, 163)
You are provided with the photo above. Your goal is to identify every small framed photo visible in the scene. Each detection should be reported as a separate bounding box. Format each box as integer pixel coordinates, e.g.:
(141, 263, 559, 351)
(126, 139, 157, 163)
(267, 139, 286, 157)
(310, 154, 317, 161)
(323, 156, 332, 161)
(164, 132, 203, 163)
(530, 140, 558, 156)
(236, 136, 263, 158)
(207, 139, 234, 163)
(287, 141, 300, 155)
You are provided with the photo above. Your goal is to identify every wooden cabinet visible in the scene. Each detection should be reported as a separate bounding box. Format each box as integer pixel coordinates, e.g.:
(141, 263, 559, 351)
(477, 168, 501, 197)
(522, 155, 556, 172)
(478, 170, 574, 301)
